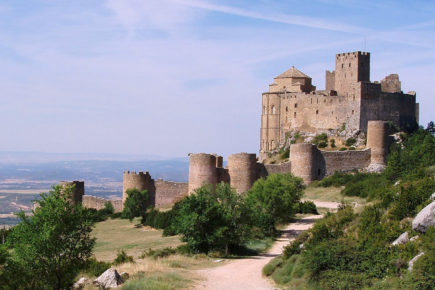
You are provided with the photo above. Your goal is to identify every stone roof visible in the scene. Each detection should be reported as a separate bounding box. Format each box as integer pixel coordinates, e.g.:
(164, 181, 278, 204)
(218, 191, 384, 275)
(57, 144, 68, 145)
(275, 66, 310, 79)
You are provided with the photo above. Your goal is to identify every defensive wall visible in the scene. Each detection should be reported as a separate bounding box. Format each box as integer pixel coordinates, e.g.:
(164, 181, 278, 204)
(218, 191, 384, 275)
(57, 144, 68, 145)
(82, 195, 123, 213)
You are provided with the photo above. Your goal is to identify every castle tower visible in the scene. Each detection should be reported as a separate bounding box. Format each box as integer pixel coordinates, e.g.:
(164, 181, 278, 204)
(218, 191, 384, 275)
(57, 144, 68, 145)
(59, 181, 85, 205)
(188, 153, 217, 194)
(122, 171, 154, 204)
(367, 121, 389, 165)
(261, 93, 281, 155)
(290, 143, 317, 184)
(335, 51, 370, 96)
(227, 153, 258, 193)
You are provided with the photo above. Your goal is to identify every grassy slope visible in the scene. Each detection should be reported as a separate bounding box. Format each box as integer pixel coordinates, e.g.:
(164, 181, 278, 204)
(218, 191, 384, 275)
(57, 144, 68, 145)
(92, 218, 182, 262)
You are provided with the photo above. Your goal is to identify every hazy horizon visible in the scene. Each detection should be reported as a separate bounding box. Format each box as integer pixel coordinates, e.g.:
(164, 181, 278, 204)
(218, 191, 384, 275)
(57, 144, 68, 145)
(1, 0, 434, 158)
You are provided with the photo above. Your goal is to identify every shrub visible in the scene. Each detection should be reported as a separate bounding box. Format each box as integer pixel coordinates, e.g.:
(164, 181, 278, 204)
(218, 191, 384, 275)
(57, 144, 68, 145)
(83, 258, 111, 277)
(245, 174, 304, 235)
(339, 147, 347, 151)
(316, 171, 354, 187)
(296, 201, 318, 214)
(349, 146, 356, 150)
(280, 149, 290, 159)
(313, 133, 328, 146)
(330, 139, 336, 148)
(122, 188, 149, 223)
(113, 250, 134, 265)
(140, 247, 177, 260)
(317, 141, 327, 148)
(345, 137, 356, 147)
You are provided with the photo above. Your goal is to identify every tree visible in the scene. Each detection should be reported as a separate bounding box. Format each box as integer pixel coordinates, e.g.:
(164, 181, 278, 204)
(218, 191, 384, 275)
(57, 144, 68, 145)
(122, 188, 149, 223)
(245, 173, 304, 235)
(174, 184, 249, 254)
(8, 184, 95, 289)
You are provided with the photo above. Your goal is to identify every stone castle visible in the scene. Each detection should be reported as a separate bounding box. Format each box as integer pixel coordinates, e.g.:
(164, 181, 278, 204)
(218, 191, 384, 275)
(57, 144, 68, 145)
(70, 51, 418, 211)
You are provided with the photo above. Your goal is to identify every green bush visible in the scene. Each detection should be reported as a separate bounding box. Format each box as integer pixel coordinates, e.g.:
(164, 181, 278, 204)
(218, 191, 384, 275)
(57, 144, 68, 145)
(245, 174, 304, 235)
(313, 133, 328, 146)
(113, 250, 134, 265)
(339, 147, 347, 151)
(296, 201, 318, 214)
(83, 258, 111, 277)
(330, 139, 336, 148)
(280, 148, 290, 159)
(317, 141, 327, 148)
(345, 137, 356, 146)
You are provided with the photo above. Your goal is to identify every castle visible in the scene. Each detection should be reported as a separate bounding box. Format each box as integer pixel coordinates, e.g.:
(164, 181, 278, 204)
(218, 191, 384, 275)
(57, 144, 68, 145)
(260, 51, 418, 159)
(70, 51, 418, 211)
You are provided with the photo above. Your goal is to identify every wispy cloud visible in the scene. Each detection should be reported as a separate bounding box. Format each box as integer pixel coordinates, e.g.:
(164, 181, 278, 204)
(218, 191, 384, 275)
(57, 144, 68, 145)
(173, 0, 369, 34)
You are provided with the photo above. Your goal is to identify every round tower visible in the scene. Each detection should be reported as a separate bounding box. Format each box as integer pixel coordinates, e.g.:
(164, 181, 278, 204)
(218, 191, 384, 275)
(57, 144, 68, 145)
(188, 153, 217, 194)
(227, 153, 258, 193)
(59, 181, 85, 205)
(367, 120, 389, 165)
(122, 171, 154, 204)
(290, 143, 317, 184)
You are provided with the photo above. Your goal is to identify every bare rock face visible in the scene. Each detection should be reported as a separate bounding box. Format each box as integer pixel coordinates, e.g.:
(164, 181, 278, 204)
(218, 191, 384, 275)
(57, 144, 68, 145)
(366, 163, 386, 173)
(412, 200, 435, 233)
(408, 252, 425, 271)
(94, 268, 123, 289)
(431, 192, 435, 200)
(392, 232, 409, 246)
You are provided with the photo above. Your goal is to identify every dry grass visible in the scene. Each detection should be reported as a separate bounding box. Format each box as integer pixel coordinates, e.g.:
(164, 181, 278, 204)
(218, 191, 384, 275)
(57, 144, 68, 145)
(303, 186, 366, 204)
(92, 218, 182, 262)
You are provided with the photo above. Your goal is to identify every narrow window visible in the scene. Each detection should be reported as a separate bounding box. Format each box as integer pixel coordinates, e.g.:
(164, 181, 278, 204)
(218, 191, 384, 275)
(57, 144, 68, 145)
(316, 110, 319, 115)
(294, 103, 298, 108)
(353, 96, 355, 101)
(349, 63, 351, 67)
(311, 98, 313, 104)
(263, 106, 266, 114)
(342, 63, 344, 68)
(352, 110, 354, 115)
(294, 112, 297, 118)
(286, 106, 288, 112)
(271, 105, 276, 114)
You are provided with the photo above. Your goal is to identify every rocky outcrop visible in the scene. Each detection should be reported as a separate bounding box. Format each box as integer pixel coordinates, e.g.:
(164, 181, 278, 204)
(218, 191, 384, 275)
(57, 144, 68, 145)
(94, 268, 123, 288)
(412, 200, 435, 233)
(408, 252, 425, 271)
(392, 232, 409, 246)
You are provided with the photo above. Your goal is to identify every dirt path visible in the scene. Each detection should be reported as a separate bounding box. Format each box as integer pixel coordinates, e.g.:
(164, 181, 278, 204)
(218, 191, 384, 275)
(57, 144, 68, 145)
(194, 215, 324, 290)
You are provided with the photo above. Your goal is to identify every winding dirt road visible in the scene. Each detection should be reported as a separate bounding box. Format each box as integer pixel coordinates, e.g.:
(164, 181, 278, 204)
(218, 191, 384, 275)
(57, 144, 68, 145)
(194, 214, 325, 290)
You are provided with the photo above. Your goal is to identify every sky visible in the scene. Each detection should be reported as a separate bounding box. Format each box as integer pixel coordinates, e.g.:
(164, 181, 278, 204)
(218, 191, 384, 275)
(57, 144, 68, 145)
(0, 0, 434, 158)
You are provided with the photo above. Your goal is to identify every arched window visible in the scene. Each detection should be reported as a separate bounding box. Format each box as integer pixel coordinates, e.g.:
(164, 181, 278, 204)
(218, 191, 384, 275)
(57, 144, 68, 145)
(271, 105, 276, 114)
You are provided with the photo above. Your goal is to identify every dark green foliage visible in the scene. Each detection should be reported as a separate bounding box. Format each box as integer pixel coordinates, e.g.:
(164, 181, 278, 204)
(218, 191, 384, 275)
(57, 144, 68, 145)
(245, 174, 304, 235)
(349, 146, 356, 150)
(345, 137, 356, 146)
(7, 184, 95, 289)
(317, 141, 327, 148)
(122, 188, 149, 223)
(83, 257, 111, 277)
(313, 133, 328, 146)
(103, 201, 115, 215)
(144, 208, 173, 229)
(174, 183, 250, 254)
(283, 231, 309, 259)
(113, 250, 134, 265)
(408, 228, 435, 289)
(385, 128, 435, 180)
(339, 147, 347, 151)
(330, 138, 336, 148)
(389, 177, 435, 220)
(0, 227, 11, 245)
(341, 173, 391, 198)
(296, 201, 318, 214)
(280, 148, 290, 159)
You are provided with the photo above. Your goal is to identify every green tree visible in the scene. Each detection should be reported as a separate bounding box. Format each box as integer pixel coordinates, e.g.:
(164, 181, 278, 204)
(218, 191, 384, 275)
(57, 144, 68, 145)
(122, 188, 149, 223)
(174, 184, 249, 254)
(8, 184, 95, 289)
(245, 173, 304, 235)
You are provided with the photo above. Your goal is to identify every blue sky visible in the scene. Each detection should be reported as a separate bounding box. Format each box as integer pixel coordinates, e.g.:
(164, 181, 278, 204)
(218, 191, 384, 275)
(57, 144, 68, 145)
(0, 0, 434, 158)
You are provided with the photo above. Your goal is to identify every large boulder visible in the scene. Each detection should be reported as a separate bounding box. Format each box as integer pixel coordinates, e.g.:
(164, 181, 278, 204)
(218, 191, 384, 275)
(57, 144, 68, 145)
(94, 268, 123, 289)
(392, 232, 409, 246)
(412, 200, 435, 232)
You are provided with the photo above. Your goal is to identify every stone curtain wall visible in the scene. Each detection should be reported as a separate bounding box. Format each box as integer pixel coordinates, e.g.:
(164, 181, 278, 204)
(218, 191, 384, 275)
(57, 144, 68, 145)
(82, 195, 123, 213)
(154, 179, 188, 208)
(320, 149, 371, 176)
